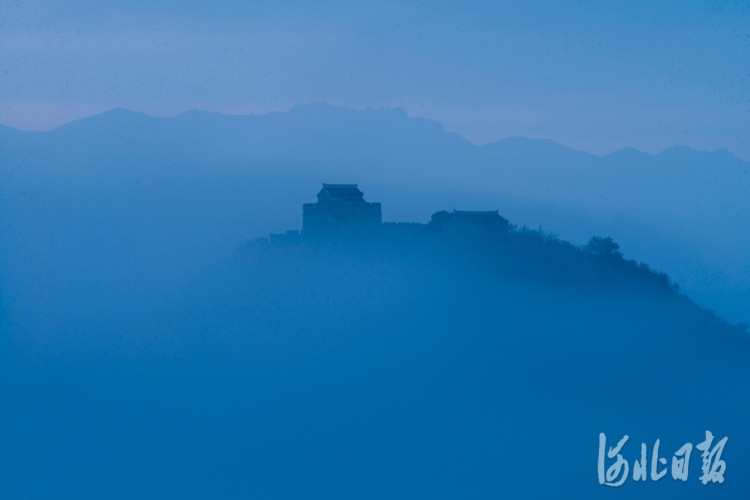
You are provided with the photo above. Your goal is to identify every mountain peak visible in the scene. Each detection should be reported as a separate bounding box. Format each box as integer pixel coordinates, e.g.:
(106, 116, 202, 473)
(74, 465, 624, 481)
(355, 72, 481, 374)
(657, 145, 745, 164)
(51, 108, 159, 134)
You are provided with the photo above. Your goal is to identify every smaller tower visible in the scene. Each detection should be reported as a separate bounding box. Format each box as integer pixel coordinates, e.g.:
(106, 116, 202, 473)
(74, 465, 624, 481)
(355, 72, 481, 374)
(442, 210, 510, 238)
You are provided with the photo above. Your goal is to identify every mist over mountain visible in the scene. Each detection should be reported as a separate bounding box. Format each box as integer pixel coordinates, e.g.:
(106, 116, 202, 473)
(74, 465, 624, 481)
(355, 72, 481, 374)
(2, 103, 747, 322)
(1, 103, 749, 498)
(2, 227, 748, 498)
(4, 0, 749, 496)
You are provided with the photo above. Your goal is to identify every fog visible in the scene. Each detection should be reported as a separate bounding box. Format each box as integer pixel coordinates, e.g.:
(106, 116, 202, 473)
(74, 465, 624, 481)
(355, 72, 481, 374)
(3, 1, 748, 495)
(2, 133, 749, 495)
(2, 212, 748, 497)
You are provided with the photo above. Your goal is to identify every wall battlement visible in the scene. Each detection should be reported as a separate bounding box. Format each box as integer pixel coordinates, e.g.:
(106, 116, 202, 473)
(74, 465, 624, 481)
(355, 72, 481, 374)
(255, 184, 510, 245)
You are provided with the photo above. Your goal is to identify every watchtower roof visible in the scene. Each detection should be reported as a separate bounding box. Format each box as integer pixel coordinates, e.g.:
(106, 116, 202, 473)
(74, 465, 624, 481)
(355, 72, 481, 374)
(453, 210, 500, 216)
(319, 184, 364, 201)
(451, 210, 508, 225)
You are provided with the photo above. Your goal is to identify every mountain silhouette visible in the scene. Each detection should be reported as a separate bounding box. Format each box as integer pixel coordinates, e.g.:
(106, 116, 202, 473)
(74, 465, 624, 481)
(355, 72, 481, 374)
(1, 104, 749, 499)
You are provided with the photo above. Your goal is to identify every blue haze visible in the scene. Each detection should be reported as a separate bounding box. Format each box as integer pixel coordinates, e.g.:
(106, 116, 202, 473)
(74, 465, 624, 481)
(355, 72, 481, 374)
(1, 1, 749, 498)
(2, 1, 749, 159)
(1, 105, 750, 498)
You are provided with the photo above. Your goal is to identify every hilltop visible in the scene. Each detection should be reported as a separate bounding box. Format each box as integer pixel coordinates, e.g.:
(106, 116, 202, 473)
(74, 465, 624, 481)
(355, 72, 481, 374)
(2, 152, 748, 498)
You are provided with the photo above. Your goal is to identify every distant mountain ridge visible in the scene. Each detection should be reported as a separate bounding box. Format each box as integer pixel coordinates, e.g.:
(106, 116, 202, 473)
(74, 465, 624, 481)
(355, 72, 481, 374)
(3, 104, 744, 183)
(4, 103, 747, 232)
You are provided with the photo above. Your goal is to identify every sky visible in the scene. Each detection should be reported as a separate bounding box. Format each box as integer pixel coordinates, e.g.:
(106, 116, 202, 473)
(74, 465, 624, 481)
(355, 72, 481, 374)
(1, 0, 749, 159)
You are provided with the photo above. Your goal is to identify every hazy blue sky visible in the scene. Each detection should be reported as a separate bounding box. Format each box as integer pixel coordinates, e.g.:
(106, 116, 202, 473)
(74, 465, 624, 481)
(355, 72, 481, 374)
(2, 0, 749, 158)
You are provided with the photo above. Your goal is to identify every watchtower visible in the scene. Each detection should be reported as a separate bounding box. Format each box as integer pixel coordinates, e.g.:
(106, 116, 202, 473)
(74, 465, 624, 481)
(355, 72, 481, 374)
(302, 184, 382, 238)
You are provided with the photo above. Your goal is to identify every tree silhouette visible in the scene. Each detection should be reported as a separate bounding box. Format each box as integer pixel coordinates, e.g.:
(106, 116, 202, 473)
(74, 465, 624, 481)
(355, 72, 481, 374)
(429, 210, 452, 226)
(586, 236, 623, 258)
